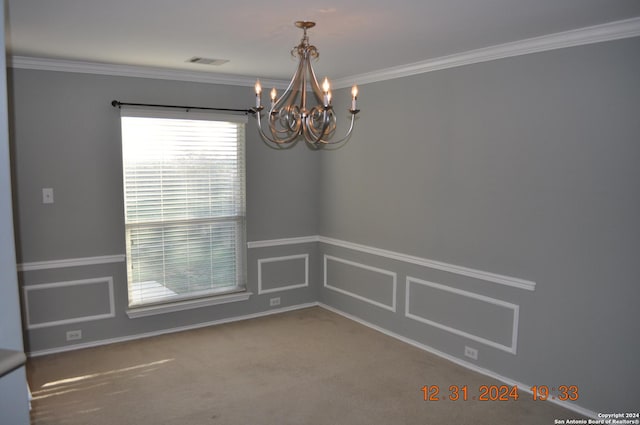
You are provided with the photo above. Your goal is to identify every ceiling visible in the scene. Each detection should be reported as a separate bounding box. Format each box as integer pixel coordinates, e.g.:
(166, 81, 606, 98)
(6, 0, 640, 83)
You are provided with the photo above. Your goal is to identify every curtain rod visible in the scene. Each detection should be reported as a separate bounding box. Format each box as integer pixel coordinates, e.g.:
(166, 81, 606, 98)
(111, 100, 254, 115)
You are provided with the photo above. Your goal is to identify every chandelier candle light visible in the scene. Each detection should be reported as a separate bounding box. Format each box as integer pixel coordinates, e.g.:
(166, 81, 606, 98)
(252, 21, 360, 148)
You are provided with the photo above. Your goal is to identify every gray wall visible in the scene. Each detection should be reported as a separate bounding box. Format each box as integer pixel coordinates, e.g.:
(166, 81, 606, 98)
(319, 37, 640, 413)
(9, 69, 321, 352)
(8, 35, 640, 416)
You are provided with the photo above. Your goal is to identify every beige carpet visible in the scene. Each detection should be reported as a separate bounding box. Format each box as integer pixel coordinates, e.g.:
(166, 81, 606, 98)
(27, 307, 582, 424)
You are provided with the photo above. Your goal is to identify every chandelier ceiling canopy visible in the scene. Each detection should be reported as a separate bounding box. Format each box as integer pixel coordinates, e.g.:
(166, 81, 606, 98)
(251, 21, 360, 149)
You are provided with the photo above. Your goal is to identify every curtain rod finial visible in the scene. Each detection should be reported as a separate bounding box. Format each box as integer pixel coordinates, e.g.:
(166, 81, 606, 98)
(111, 100, 120, 108)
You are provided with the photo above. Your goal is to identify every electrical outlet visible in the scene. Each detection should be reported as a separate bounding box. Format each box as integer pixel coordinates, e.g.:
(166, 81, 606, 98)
(269, 297, 281, 307)
(66, 330, 82, 341)
(464, 346, 478, 360)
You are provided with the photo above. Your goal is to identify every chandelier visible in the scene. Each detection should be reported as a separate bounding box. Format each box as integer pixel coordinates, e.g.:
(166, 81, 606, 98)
(251, 21, 360, 149)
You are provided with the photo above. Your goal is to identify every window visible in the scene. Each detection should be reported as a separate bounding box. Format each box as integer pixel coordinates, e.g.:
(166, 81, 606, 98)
(120, 108, 246, 310)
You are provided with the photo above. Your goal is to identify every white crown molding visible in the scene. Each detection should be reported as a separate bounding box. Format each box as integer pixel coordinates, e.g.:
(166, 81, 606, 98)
(8, 17, 640, 89)
(7, 56, 288, 89)
(332, 16, 640, 88)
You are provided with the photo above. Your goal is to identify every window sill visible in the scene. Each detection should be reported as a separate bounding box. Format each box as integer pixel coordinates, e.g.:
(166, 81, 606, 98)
(126, 291, 252, 319)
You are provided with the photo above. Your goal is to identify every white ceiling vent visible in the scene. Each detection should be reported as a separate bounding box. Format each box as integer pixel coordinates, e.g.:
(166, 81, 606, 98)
(187, 57, 229, 66)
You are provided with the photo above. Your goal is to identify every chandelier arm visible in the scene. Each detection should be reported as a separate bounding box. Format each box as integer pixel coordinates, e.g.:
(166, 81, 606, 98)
(314, 109, 335, 140)
(300, 56, 308, 118)
(255, 108, 302, 146)
(316, 112, 357, 145)
(301, 118, 320, 145)
(264, 53, 308, 143)
(270, 106, 302, 137)
(272, 57, 305, 114)
(302, 107, 334, 144)
(306, 58, 326, 102)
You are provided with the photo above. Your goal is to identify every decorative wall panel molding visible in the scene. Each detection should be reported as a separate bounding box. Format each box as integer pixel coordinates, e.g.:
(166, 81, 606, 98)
(23, 277, 115, 329)
(324, 255, 397, 312)
(258, 254, 309, 294)
(405, 276, 519, 354)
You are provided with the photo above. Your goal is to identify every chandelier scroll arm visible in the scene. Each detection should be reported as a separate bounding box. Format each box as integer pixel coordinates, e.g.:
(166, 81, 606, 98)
(306, 58, 325, 102)
(301, 106, 333, 144)
(255, 58, 306, 146)
(271, 56, 305, 115)
(254, 106, 302, 146)
(315, 109, 359, 146)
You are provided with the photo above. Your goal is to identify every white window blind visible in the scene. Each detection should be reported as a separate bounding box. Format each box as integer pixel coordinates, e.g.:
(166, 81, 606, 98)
(120, 108, 246, 308)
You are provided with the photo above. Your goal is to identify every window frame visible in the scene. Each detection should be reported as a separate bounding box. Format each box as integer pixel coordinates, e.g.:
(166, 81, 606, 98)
(119, 107, 249, 317)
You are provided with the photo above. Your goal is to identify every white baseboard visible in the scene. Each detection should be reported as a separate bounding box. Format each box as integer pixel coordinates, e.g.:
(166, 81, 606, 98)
(26, 300, 597, 419)
(27, 302, 318, 357)
(317, 302, 598, 420)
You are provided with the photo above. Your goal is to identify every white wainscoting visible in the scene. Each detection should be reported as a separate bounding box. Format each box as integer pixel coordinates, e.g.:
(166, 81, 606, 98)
(323, 255, 397, 312)
(405, 276, 520, 354)
(247, 236, 319, 249)
(257, 254, 309, 295)
(17, 254, 125, 272)
(319, 236, 536, 291)
(248, 235, 536, 291)
(23, 277, 116, 329)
